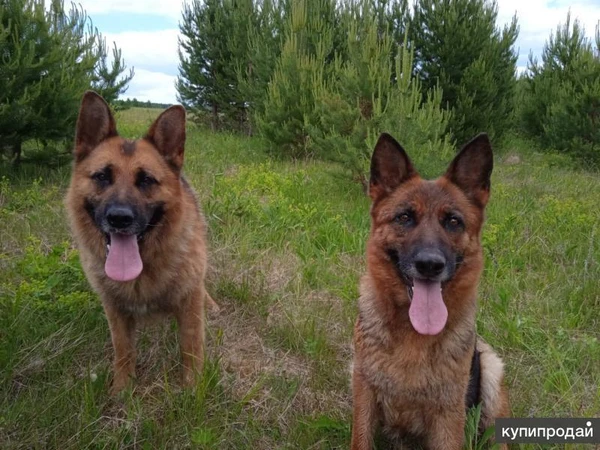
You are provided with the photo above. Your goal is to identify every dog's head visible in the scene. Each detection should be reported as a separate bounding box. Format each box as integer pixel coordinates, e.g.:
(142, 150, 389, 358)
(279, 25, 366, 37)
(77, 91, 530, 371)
(68, 91, 187, 282)
(367, 133, 493, 335)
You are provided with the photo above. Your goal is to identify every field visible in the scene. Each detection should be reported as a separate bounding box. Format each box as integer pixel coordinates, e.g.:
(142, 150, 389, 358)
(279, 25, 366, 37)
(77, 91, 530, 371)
(1, 107, 599, 449)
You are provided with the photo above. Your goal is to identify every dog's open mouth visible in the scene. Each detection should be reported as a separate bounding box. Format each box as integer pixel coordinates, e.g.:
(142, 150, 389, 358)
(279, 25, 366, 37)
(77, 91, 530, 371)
(105, 232, 143, 249)
(387, 248, 450, 335)
(104, 232, 144, 282)
(407, 278, 448, 336)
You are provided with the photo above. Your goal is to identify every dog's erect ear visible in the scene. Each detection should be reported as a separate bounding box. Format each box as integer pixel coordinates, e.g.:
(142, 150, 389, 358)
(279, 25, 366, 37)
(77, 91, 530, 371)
(369, 133, 417, 202)
(75, 91, 117, 162)
(145, 105, 186, 172)
(445, 133, 493, 208)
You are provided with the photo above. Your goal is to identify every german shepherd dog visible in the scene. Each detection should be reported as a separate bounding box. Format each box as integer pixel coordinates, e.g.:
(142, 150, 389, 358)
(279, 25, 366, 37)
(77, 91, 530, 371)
(351, 133, 509, 449)
(66, 91, 216, 394)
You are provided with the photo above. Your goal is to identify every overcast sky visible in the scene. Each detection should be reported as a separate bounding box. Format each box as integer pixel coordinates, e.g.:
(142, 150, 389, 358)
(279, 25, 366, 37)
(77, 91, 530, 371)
(80, 0, 600, 104)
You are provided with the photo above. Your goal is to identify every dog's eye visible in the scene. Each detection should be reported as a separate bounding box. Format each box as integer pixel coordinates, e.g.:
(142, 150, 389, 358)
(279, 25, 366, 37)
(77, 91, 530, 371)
(394, 211, 414, 225)
(92, 169, 112, 186)
(136, 171, 158, 188)
(444, 215, 464, 231)
(142, 176, 156, 185)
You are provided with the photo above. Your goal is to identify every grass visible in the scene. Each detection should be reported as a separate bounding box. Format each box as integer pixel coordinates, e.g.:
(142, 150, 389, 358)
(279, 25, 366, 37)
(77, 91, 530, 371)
(1, 107, 599, 449)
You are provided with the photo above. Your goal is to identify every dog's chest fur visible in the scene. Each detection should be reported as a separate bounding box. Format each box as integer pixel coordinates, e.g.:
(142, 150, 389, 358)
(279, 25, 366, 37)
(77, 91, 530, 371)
(354, 280, 475, 433)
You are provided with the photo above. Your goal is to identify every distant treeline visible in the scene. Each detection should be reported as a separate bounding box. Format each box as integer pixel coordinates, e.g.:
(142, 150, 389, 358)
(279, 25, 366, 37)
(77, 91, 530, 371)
(115, 99, 173, 110)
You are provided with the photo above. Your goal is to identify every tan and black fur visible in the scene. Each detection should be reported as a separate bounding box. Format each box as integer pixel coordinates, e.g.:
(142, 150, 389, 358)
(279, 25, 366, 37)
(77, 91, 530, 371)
(66, 91, 217, 394)
(351, 133, 509, 449)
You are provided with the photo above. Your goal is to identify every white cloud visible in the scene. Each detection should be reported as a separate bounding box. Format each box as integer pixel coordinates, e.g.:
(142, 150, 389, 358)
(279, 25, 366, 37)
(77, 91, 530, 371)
(104, 29, 181, 75)
(77, 0, 185, 20)
(122, 68, 178, 104)
(497, 0, 600, 63)
(103, 29, 183, 102)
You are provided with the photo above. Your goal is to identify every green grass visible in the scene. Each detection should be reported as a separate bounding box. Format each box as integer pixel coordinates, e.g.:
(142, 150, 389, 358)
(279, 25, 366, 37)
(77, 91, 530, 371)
(1, 109, 599, 449)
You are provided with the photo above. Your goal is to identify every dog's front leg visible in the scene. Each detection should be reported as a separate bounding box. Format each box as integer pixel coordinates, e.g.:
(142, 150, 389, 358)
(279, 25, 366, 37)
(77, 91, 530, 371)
(103, 300, 137, 395)
(175, 289, 205, 386)
(351, 368, 377, 450)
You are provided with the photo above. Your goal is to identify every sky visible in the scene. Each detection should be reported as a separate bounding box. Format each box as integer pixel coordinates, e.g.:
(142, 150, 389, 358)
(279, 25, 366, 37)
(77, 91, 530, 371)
(79, 0, 600, 104)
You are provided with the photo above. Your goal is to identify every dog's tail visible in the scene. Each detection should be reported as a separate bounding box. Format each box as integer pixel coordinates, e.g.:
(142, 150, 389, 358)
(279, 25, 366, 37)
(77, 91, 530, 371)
(476, 339, 510, 431)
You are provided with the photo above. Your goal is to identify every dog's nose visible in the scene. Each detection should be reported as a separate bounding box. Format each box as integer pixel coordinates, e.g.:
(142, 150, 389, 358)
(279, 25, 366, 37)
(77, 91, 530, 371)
(106, 206, 134, 229)
(414, 249, 446, 278)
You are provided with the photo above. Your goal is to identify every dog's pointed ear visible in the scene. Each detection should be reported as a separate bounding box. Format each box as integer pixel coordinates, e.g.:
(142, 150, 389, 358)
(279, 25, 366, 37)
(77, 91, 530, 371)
(369, 133, 417, 202)
(445, 133, 493, 207)
(75, 91, 117, 162)
(145, 105, 186, 172)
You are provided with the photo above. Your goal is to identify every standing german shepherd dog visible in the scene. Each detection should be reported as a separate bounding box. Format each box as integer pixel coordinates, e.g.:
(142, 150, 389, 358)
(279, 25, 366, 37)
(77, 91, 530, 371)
(66, 91, 215, 394)
(351, 133, 509, 449)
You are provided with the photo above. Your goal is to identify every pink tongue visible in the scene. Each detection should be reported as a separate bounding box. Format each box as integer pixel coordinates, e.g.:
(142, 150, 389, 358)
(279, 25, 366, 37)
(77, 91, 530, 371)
(408, 279, 448, 335)
(105, 233, 143, 282)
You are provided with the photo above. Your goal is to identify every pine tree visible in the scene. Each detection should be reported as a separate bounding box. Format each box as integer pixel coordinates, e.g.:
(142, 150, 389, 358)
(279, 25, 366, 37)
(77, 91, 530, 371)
(310, 3, 451, 186)
(237, 0, 285, 135)
(257, 0, 336, 156)
(92, 39, 135, 105)
(221, 0, 256, 130)
(362, 0, 409, 79)
(177, 0, 258, 131)
(177, 0, 230, 130)
(523, 15, 600, 165)
(0, 0, 133, 163)
(410, 0, 518, 142)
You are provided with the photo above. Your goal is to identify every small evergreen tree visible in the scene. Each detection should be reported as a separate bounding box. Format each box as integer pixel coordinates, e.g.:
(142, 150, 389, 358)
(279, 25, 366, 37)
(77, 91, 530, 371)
(0, 0, 133, 163)
(522, 15, 600, 165)
(237, 0, 285, 135)
(177, 0, 230, 130)
(221, 0, 256, 130)
(92, 39, 135, 105)
(410, 0, 518, 142)
(310, 3, 451, 186)
(177, 0, 258, 131)
(257, 0, 336, 156)
(362, 0, 409, 79)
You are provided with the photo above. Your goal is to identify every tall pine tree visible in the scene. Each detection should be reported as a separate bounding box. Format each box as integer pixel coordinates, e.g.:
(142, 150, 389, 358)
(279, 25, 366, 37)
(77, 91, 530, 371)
(257, 0, 337, 156)
(410, 0, 518, 142)
(523, 14, 600, 165)
(310, 2, 451, 186)
(0, 0, 133, 163)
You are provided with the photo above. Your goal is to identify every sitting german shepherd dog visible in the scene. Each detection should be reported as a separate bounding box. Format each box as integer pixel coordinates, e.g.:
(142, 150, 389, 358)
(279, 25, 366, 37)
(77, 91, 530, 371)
(351, 133, 509, 449)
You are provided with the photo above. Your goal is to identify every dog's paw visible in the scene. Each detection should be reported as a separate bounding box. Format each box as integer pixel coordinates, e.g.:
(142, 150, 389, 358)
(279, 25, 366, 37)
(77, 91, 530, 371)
(205, 294, 220, 314)
(110, 373, 134, 396)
